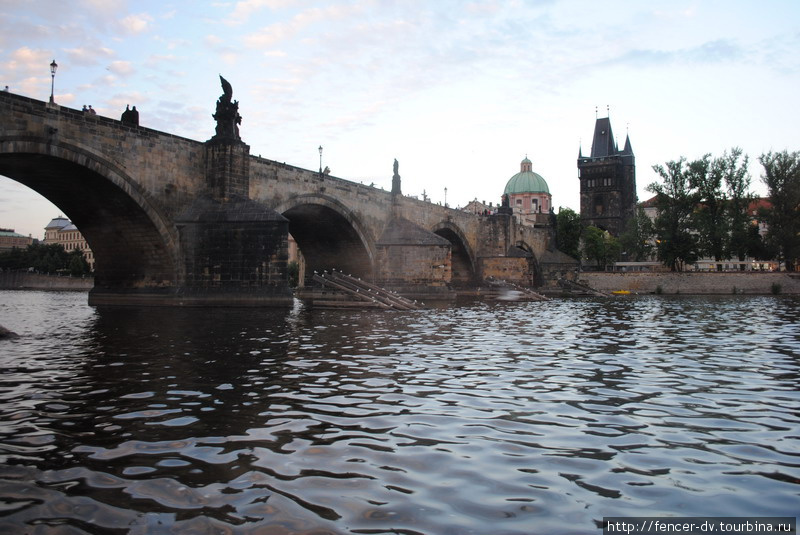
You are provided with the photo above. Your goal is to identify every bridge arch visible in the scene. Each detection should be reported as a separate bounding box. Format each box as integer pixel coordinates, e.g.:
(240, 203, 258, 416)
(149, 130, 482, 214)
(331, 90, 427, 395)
(432, 221, 477, 286)
(0, 137, 181, 294)
(275, 194, 375, 282)
(512, 240, 542, 287)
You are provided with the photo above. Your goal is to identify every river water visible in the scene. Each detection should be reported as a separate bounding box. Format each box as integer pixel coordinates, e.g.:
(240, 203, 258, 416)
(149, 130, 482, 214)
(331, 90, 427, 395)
(0, 291, 798, 534)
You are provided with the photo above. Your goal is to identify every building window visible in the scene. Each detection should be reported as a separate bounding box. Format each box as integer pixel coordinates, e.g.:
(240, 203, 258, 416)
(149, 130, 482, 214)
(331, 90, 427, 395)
(594, 195, 604, 215)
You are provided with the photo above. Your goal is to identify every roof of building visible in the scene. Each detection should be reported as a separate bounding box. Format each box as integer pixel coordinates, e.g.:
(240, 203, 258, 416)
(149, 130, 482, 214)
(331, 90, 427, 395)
(503, 157, 550, 195)
(579, 117, 634, 161)
(640, 195, 659, 208)
(747, 197, 771, 214)
(45, 216, 71, 229)
(591, 117, 616, 158)
(0, 229, 28, 238)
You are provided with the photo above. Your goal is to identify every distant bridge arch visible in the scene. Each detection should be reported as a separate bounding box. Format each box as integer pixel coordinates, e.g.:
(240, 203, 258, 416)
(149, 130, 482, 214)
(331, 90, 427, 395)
(0, 136, 180, 293)
(432, 220, 477, 286)
(275, 194, 375, 280)
(512, 241, 542, 287)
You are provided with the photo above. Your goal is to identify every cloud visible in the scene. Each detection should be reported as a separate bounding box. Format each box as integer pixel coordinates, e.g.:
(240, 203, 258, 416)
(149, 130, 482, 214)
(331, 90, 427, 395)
(602, 39, 743, 69)
(107, 91, 151, 112)
(2, 47, 54, 77)
(107, 60, 135, 76)
(119, 13, 154, 35)
(65, 46, 116, 66)
(205, 35, 225, 47)
(204, 34, 243, 65)
(226, 0, 298, 25)
(0, 18, 51, 48)
(80, 0, 126, 17)
(145, 54, 178, 68)
(753, 31, 800, 75)
(243, 3, 365, 48)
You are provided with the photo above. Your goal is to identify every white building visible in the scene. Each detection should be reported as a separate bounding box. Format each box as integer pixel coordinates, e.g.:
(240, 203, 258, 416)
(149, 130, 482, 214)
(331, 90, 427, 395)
(43, 216, 95, 270)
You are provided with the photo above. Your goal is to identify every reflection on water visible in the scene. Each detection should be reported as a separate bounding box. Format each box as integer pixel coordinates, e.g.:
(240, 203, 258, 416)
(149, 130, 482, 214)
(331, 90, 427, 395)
(0, 291, 798, 534)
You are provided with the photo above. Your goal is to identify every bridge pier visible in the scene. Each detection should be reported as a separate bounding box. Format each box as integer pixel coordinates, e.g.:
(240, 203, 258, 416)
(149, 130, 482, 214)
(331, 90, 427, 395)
(376, 216, 457, 302)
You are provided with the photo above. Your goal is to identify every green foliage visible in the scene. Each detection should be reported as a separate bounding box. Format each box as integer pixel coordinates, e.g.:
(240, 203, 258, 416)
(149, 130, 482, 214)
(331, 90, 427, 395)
(618, 205, 654, 262)
(68, 250, 90, 277)
(0, 242, 90, 276)
(582, 226, 621, 268)
(647, 148, 757, 271)
(287, 261, 300, 288)
(723, 148, 754, 263)
(689, 153, 729, 266)
(647, 158, 700, 271)
(555, 207, 582, 260)
(744, 223, 774, 261)
(759, 150, 800, 271)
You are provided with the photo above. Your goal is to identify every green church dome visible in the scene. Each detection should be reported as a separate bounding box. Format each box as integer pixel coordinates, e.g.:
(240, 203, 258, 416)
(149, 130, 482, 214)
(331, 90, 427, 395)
(503, 158, 550, 195)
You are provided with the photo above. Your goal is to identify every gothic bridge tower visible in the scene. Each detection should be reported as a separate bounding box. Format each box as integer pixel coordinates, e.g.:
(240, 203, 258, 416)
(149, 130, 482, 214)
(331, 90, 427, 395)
(577, 116, 636, 236)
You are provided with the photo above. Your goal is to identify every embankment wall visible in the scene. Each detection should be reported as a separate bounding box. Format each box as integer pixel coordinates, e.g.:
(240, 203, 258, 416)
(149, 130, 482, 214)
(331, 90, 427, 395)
(580, 271, 800, 295)
(0, 272, 94, 291)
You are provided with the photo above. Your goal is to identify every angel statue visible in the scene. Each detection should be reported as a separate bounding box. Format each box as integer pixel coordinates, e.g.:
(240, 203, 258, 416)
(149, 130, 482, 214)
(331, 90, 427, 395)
(212, 75, 242, 140)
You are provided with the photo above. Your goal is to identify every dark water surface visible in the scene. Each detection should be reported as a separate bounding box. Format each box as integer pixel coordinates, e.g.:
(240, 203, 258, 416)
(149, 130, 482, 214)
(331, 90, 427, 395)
(0, 291, 798, 534)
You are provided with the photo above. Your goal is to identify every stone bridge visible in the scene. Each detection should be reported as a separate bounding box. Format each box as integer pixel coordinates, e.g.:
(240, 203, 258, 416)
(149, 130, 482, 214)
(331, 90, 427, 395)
(0, 89, 574, 306)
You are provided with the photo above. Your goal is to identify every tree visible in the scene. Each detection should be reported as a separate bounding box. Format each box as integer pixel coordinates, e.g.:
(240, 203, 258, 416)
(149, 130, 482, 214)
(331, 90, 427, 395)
(0, 243, 90, 275)
(647, 158, 699, 271)
(555, 207, 581, 260)
(619, 205, 654, 262)
(688, 148, 754, 270)
(744, 223, 773, 262)
(583, 226, 621, 269)
(689, 154, 728, 269)
(760, 150, 800, 271)
(723, 148, 754, 266)
(68, 250, 90, 277)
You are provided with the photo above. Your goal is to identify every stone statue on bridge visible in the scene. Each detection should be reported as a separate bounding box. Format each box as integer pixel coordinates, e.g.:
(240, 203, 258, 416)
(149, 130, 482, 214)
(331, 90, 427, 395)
(212, 75, 242, 141)
(392, 158, 402, 195)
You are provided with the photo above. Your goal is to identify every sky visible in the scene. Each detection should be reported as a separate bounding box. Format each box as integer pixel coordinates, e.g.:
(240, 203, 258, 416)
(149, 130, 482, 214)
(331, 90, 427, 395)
(1, 0, 798, 239)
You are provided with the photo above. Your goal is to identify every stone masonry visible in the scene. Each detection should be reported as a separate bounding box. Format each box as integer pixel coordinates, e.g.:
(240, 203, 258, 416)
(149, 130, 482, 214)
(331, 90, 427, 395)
(0, 90, 574, 306)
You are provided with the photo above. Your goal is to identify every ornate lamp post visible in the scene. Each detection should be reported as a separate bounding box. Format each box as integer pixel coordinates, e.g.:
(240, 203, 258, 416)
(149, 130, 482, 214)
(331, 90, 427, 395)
(318, 145, 323, 174)
(49, 59, 58, 104)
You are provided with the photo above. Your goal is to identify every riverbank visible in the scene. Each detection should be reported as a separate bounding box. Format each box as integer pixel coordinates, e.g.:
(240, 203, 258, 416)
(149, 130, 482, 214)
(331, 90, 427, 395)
(0, 271, 93, 291)
(3, 269, 799, 297)
(580, 271, 800, 295)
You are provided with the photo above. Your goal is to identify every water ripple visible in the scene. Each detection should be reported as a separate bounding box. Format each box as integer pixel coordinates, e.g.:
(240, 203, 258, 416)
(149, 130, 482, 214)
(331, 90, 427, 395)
(1, 293, 799, 533)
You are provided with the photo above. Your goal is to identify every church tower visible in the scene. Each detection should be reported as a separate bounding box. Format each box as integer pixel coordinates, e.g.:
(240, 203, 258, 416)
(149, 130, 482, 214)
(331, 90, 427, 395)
(577, 116, 636, 236)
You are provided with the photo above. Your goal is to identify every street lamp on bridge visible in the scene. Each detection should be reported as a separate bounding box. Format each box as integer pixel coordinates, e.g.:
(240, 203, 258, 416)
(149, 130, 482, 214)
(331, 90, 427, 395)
(49, 59, 58, 104)
(318, 145, 323, 174)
